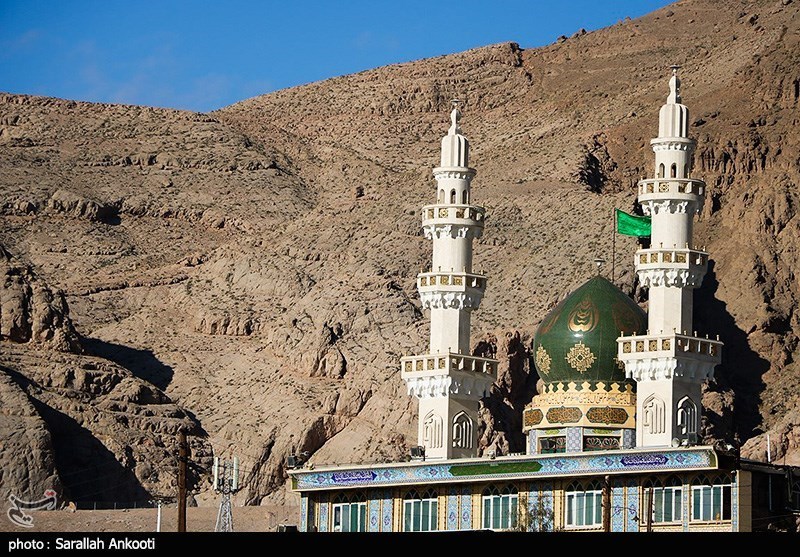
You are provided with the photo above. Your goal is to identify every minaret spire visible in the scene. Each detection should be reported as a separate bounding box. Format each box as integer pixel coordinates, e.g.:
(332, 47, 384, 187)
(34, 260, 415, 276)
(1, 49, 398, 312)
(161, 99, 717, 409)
(400, 104, 498, 460)
(617, 69, 722, 449)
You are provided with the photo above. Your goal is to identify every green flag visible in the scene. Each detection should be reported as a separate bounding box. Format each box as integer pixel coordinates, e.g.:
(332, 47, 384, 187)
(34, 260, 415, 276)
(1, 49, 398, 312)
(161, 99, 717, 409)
(615, 209, 651, 237)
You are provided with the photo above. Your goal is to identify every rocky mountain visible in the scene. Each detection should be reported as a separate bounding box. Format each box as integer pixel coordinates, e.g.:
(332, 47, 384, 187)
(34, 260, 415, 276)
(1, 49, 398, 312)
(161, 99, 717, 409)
(1, 0, 798, 512)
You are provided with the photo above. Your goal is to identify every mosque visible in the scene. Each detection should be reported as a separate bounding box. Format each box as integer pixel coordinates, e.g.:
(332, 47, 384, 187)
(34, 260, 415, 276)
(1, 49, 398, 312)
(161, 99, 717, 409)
(287, 70, 800, 532)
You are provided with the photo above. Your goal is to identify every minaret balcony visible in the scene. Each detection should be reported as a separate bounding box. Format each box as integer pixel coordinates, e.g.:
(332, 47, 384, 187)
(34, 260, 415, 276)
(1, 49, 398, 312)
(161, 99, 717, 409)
(421, 204, 486, 240)
(417, 271, 486, 309)
(400, 352, 498, 399)
(638, 178, 705, 206)
(634, 247, 708, 288)
(616, 332, 722, 382)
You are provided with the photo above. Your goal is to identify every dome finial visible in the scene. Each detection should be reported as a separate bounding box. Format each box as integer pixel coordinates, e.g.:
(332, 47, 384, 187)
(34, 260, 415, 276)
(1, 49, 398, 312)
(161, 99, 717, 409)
(667, 65, 681, 104)
(593, 257, 606, 276)
(448, 98, 462, 135)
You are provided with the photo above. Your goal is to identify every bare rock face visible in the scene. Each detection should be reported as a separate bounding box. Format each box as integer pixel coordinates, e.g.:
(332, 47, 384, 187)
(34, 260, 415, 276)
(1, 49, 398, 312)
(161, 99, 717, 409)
(1, 0, 800, 510)
(1, 345, 212, 504)
(0, 247, 81, 352)
(0, 369, 63, 503)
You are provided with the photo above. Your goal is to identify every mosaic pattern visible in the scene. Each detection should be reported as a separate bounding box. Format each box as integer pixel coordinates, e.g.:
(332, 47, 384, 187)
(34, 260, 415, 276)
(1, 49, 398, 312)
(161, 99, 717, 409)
(622, 429, 635, 449)
(545, 406, 582, 424)
(382, 490, 392, 532)
(369, 497, 380, 532)
(566, 427, 582, 452)
(683, 478, 690, 532)
(447, 488, 459, 531)
(626, 480, 639, 532)
(528, 430, 537, 455)
(300, 495, 308, 532)
(524, 408, 543, 427)
(732, 477, 739, 531)
(526, 481, 555, 532)
(535, 346, 552, 375)
(565, 342, 596, 372)
(460, 486, 471, 530)
(292, 449, 716, 490)
(611, 479, 626, 532)
(318, 501, 329, 532)
(586, 406, 628, 424)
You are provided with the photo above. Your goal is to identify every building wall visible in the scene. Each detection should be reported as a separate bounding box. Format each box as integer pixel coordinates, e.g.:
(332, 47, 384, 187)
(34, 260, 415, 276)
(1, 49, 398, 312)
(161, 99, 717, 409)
(300, 471, 742, 532)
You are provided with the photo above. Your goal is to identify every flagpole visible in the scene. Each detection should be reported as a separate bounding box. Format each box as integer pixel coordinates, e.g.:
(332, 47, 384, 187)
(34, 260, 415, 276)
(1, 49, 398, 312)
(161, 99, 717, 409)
(612, 208, 616, 283)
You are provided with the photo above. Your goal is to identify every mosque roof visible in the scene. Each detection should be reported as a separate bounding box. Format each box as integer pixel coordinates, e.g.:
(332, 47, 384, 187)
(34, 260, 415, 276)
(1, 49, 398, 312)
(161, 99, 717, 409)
(532, 275, 646, 386)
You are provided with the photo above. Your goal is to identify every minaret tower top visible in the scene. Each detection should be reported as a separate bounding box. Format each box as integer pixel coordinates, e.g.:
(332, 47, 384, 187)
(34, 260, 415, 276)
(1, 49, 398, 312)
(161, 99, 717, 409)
(440, 99, 470, 169)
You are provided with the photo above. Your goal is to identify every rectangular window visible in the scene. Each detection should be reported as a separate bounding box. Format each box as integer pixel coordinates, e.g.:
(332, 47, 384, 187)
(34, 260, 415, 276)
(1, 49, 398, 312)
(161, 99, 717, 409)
(565, 488, 602, 527)
(481, 492, 519, 530)
(691, 484, 731, 522)
(332, 501, 367, 532)
(652, 486, 682, 523)
(403, 497, 438, 531)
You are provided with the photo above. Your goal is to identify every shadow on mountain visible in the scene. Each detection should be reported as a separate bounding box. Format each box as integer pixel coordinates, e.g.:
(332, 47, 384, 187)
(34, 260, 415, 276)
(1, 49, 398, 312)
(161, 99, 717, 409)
(3, 366, 149, 505)
(694, 260, 770, 441)
(83, 338, 174, 391)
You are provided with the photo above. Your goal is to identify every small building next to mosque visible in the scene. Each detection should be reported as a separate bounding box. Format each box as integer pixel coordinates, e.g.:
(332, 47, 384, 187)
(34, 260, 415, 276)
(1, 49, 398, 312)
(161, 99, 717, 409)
(287, 70, 800, 533)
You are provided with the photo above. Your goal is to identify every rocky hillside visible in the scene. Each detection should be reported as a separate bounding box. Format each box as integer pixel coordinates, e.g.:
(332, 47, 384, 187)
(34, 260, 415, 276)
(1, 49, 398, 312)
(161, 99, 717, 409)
(1, 0, 799, 511)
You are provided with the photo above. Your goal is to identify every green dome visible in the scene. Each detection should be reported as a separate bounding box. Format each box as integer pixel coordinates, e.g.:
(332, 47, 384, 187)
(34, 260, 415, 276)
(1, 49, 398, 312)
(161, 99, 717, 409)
(533, 276, 646, 386)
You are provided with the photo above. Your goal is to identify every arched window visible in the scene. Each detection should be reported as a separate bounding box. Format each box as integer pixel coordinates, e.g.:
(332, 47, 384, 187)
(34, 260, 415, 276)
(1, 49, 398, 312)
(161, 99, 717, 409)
(452, 412, 473, 449)
(481, 485, 519, 530)
(450, 189, 456, 204)
(461, 190, 468, 204)
(403, 489, 438, 532)
(683, 164, 689, 178)
(331, 492, 367, 532)
(565, 480, 603, 528)
(423, 411, 443, 449)
(670, 163, 677, 178)
(658, 163, 665, 178)
(691, 474, 732, 522)
(677, 396, 698, 436)
(642, 394, 666, 435)
(438, 189, 445, 204)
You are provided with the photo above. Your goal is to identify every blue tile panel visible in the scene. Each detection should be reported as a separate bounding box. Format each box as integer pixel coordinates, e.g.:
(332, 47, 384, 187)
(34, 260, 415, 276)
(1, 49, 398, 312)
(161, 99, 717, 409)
(566, 427, 583, 452)
(381, 490, 392, 532)
(447, 487, 459, 530)
(625, 479, 639, 532)
(368, 495, 380, 532)
(292, 448, 717, 491)
(318, 500, 329, 532)
(460, 486, 472, 530)
(611, 479, 626, 532)
(300, 495, 308, 532)
(528, 430, 538, 455)
(622, 429, 635, 449)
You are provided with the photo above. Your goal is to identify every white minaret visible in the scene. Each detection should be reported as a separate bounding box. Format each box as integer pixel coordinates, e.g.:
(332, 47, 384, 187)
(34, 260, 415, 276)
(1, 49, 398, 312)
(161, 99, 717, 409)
(616, 68, 723, 448)
(400, 102, 498, 460)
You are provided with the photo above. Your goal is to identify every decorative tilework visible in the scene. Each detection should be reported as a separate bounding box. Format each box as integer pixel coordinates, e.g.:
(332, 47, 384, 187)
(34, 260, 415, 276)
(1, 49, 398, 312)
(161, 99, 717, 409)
(625, 480, 639, 532)
(586, 406, 628, 424)
(524, 408, 544, 427)
(447, 487, 459, 531)
(381, 490, 392, 532)
(683, 478, 690, 532)
(566, 427, 582, 452)
(611, 479, 625, 532)
(318, 501, 329, 532)
(622, 429, 635, 449)
(300, 495, 308, 532)
(460, 486, 471, 530)
(369, 496, 380, 532)
(546, 406, 582, 424)
(732, 475, 739, 532)
(291, 449, 717, 490)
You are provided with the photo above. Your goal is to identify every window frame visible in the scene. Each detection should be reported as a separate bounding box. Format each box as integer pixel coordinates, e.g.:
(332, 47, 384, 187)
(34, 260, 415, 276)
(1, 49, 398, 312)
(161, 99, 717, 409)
(331, 492, 367, 532)
(564, 480, 603, 528)
(481, 484, 519, 531)
(690, 475, 732, 522)
(402, 489, 439, 532)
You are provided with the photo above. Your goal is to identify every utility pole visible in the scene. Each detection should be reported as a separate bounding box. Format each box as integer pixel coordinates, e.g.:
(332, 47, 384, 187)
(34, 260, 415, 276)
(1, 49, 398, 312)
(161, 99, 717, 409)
(177, 431, 188, 533)
(214, 456, 240, 532)
(602, 475, 611, 532)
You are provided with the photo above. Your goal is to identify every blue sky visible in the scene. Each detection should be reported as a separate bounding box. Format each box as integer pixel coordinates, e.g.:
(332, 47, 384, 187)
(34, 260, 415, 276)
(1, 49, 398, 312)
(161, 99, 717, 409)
(0, 1, 674, 113)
